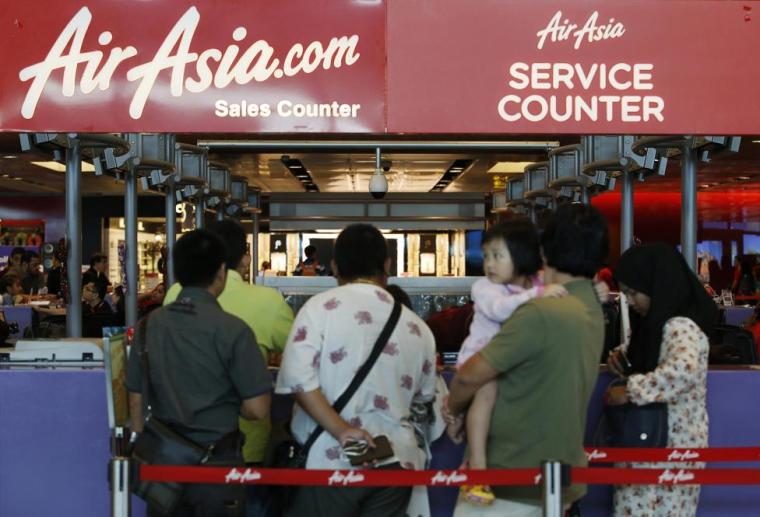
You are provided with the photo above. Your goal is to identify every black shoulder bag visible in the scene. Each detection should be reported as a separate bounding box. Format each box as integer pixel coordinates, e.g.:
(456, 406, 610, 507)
(130, 315, 215, 515)
(270, 300, 402, 470)
(593, 379, 668, 448)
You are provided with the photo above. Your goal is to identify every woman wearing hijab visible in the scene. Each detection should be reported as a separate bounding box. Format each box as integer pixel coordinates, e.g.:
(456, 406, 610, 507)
(606, 243, 718, 517)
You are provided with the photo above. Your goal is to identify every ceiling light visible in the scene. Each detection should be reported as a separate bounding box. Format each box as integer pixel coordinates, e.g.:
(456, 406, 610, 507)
(12, 177, 22, 181)
(1, 174, 9, 178)
(736, 176, 751, 181)
(487, 161, 535, 174)
(752, 140, 760, 144)
(288, 165, 303, 169)
(31, 160, 97, 173)
(3, 155, 17, 159)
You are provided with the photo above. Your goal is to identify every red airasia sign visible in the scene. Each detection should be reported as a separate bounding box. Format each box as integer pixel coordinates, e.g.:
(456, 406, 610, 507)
(0, 1, 385, 132)
(387, 0, 760, 134)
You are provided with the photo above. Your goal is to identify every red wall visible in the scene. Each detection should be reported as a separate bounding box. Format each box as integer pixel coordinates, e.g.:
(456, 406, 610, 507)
(593, 191, 760, 290)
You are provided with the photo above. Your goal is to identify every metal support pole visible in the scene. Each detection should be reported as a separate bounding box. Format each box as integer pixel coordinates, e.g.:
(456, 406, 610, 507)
(681, 145, 698, 271)
(621, 171, 634, 253)
(252, 212, 260, 283)
(195, 200, 205, 229)
(125, 171, 138, 328)
(110, 457, 131, 517)
(165, 182, 176, 287)
(216, 208, 224, 222)
(65, 136, 82, 337)
(541, 460, 563, 517)
(580, 186, 590, 205)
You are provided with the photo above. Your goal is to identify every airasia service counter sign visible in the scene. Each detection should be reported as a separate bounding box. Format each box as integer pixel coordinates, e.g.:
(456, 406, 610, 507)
(3, 0, 760, 135)
(0, 0, 385, 133)
(387, 0, 760, 134)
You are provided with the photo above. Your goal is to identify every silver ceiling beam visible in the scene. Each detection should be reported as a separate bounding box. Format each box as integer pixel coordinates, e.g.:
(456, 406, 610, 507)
(197, 140, 560, 152)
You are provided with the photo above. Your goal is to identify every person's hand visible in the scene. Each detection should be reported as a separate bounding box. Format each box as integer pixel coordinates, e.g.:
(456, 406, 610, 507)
(337, 427, 375, 449)
(605, 385, 629, 406)
(606, 349, 627, 378)
(541, 284, 568, 299)
(593, 281, 611, 303)
(442, 395, 465, 444)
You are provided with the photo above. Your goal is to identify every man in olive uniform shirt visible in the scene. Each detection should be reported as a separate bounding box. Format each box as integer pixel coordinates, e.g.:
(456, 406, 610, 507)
(448, 205, 609, 516)
(164, 220, 295, 464)
(127, 229, 271, 516)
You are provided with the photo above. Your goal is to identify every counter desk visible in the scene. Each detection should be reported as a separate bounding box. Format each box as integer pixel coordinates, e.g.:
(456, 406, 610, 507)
(1, 365, 759, 517)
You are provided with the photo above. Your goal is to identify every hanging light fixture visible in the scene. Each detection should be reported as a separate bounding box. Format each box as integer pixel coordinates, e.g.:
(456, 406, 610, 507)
(369, 147, 388, 199)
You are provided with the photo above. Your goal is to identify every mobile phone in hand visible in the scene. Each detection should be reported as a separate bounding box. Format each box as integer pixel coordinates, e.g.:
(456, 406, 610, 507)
(347, 435, 394, 466)
(619, 350, 634, 376)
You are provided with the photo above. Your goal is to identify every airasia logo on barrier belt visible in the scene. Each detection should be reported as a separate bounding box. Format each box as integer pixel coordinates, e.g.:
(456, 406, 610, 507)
(225, 468, 262, 484)
(430, 470, 467, 486)
(657, 469, 696, 485)
(667, 450, 701, 462)
(18, 6, 361, 120)
(328, 470, 365, 486)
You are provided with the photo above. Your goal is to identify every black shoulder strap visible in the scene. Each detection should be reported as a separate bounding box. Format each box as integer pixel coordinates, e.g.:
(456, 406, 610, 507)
(301, 300, 402, 454)
(137, 315, 152, 415)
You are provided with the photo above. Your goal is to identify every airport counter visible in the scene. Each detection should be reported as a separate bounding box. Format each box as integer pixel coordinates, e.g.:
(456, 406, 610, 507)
(1, 365, 759, 517)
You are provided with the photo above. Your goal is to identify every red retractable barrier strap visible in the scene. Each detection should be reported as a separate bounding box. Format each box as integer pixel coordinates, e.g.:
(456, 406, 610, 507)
(575, 468, 760, 486)
(584, 447, 760, 463)
(140, 466, 542, 487)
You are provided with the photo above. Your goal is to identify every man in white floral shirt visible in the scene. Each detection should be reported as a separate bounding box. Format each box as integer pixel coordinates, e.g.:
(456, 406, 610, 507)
(276, 223, 437, 517)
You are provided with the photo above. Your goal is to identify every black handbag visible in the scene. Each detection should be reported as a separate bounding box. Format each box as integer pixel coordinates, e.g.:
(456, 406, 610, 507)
(594, 381, 668, 449)
(130, 315, 215, 515)
(266, 301, 402, 496)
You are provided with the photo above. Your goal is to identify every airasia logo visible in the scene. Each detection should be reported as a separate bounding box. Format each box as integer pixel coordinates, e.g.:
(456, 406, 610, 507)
(430, 470, 467, 486)
(657, 469, 696, 485)
(536, 11, 626, 50)
(18, 6, 361, 120)
(224, 468, 262, 484)
(328, 470, 365, 486)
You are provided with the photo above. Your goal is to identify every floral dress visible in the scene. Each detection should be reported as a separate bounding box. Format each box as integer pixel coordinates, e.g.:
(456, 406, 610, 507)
(613, 317, 709, 517)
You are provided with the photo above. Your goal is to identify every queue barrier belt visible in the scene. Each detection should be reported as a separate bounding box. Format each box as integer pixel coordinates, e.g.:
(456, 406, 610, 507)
(140, 465, 760, 487)
(584, 446, 760, 463)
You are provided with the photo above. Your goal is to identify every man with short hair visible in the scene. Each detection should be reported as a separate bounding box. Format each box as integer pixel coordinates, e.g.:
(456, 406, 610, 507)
(448, 204, 609, 516)
(82, 252, 110, 299)
(164, 220, 295, 465)
(21, 251, 45, 294)
(277, 223, 437, 517)
(293, 244, 327, 276)
(127, 229, 271, 516)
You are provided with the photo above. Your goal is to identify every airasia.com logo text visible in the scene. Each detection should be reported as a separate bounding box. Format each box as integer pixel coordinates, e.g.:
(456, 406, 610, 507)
(18, 6, 361, 119)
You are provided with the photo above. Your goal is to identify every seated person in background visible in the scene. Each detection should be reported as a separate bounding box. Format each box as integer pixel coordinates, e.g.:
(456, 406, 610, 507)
(138, 283, 165, 318)
(21, 251, 46, 294)
(81, 280, 114, 338)
(1, 247, 26, 279)
(1, 274, 22, 305)
(293, 244, 328, 276)
(743, 303, 760, 361)
(82, 252, 111, 300)
(46, 256, 63, 298)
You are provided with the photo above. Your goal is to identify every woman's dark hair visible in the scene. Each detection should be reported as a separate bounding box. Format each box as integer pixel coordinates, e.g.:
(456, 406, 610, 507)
(10, 247, 24, 259)
(173, 230, 227, 288)
(207, 220, 247, 271)
(334, 224, 387, 281)
(304, 245, 317, 258)
(541, 204, 609, 278)
(614, 243, 719, 373)
(385, 284, 412, 310)
(482, 219, 542, 277)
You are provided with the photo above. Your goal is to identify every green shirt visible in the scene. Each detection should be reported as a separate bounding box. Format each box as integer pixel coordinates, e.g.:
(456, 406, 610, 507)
(479, 279, 603, 505)
(164, 270, 295, 461)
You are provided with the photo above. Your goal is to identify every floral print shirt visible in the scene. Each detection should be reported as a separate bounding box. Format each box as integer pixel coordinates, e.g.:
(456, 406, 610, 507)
(275, 283, 437, 470)
(614, 316, 709, 517)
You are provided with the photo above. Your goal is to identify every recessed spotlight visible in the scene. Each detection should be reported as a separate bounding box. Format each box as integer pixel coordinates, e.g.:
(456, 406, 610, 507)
(289, 164, 303, 169)
(3, 155, 17, 159)
(736, 176, 751, 181)
(12, 176, 22, 181)
(1, 174, 9, 178)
